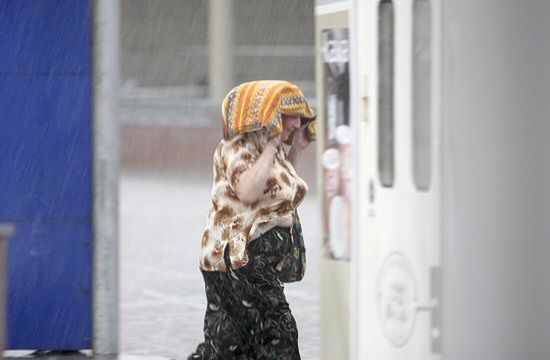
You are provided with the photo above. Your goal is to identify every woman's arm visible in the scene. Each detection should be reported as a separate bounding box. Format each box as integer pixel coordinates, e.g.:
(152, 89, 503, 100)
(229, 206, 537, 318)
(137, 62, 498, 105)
(235, 136, 280, 204)
(286, 122, 311, 168)
(287, 146, 303, 168)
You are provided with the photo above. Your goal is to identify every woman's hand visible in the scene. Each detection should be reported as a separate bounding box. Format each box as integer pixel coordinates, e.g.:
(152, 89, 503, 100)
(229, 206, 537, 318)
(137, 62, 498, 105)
(290, 122, 311, 152)
(268, 133, 282, 149)
(287, 123, 311, 167)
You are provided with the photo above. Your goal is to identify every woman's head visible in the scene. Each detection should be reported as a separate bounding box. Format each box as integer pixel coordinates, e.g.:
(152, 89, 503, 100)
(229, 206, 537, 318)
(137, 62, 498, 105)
(221, 80, 316, 145)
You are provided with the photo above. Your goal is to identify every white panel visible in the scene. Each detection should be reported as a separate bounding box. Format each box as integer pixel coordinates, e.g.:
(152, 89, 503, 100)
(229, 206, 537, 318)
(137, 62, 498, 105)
(440, 1, 550, 359)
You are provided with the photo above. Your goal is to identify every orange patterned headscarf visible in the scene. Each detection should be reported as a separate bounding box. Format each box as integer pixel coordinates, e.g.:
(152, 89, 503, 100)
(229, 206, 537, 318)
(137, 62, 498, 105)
(221, 80, 317, 145)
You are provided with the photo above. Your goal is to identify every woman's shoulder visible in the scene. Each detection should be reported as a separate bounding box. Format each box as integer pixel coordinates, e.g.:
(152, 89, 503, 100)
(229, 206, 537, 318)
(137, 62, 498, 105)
(220, 131, 266, 157)
(214, 135, 243, 157)
(219, 133, 249, 148)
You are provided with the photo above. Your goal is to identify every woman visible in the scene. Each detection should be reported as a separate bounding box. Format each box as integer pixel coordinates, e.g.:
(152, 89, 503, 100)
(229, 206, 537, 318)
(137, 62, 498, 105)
(188, 80, 316, 360)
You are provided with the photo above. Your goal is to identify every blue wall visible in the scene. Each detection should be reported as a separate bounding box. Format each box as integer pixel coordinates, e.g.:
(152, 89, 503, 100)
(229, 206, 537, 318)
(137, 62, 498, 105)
(0, 1, 93, 349)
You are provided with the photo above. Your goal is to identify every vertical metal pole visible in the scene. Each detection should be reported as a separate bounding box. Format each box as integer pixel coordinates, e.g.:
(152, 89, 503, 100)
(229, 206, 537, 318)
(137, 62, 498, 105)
(92, 0, 120, 354)
(0, 225, 14, 359)
(209, 0, 234, 105)
(348, 2, 359, 358)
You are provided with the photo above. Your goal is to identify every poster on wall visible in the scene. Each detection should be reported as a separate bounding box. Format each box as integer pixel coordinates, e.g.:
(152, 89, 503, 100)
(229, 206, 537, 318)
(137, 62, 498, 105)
(321, 28, 351, 260)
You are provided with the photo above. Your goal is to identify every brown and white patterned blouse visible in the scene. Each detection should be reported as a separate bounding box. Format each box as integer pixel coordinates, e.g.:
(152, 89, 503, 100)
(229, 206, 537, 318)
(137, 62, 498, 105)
(199, 129, 309, 272)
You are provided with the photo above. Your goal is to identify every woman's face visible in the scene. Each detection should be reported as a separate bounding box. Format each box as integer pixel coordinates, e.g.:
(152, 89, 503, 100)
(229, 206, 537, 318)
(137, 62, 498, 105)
(281, 114, 301, 142)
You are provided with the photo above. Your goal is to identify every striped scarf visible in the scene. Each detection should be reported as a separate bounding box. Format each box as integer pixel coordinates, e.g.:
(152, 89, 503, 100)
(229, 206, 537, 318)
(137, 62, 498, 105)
(221, 80, 316, 145)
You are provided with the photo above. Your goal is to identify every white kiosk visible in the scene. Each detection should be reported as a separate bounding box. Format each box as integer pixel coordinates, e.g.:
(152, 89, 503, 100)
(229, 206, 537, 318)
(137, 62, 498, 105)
(351, 0, 550, 359)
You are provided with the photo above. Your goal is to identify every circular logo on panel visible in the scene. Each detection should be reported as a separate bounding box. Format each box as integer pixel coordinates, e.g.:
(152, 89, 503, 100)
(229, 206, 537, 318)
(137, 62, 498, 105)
(376, 251, 418, 347)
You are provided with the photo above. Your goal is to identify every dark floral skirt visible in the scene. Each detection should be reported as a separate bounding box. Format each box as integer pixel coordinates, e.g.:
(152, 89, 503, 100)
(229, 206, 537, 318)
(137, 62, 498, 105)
(188, 220, 306, 360)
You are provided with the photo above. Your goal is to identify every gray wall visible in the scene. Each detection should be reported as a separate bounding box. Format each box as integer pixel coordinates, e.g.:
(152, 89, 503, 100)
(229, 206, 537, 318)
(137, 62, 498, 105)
(441, 1, 550, 359)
